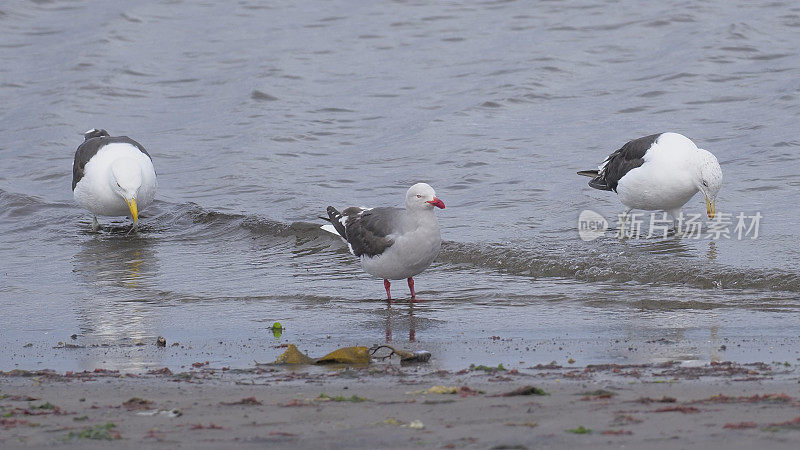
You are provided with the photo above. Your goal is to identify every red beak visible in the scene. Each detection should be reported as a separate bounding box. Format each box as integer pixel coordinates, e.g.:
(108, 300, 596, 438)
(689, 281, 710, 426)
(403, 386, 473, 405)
(427, 197, 445, 209)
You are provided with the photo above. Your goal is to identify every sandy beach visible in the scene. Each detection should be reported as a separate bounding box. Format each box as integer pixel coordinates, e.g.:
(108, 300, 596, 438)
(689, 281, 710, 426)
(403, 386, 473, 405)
(3, 360, 800, 449)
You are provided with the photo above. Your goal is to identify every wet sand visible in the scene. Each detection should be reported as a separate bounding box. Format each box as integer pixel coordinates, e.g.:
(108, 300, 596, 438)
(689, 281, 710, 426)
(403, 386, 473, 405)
(2, 361, 800, 449)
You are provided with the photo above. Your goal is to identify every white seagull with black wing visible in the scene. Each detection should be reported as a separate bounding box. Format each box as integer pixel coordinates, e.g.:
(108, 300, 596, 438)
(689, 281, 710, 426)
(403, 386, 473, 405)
(578, 132, 722, 228)
(72, 129, 157, 231)
(321, 183, 445, 302)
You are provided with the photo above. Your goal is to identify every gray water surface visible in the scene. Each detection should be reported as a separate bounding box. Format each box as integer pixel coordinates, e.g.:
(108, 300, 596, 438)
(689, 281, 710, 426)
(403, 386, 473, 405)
(2, 0, 799, 372)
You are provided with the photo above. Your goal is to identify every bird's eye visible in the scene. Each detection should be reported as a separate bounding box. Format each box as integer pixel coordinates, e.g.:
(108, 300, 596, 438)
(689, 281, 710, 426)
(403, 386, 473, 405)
(702, 181, 708, 187)
(117, 182, 121, 188)
(416, 194, 422, 198)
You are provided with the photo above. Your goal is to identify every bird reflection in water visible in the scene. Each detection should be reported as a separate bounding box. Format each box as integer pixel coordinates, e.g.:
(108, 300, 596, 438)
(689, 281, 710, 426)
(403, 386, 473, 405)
(123, 250, 145, 288)
(707, 241, 718, 261)
(385, 302, 417, 343)
(74, 230, 157, 290)
(72, 232, 160, 372)
(708, 325, 721, 362)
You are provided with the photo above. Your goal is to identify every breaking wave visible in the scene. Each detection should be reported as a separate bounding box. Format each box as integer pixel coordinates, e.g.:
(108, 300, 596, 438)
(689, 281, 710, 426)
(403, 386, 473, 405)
(4, 188, 799, 294)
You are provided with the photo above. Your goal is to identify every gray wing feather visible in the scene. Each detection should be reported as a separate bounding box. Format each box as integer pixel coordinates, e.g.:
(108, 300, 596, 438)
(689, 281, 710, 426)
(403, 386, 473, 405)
(343, 207, 401, 257)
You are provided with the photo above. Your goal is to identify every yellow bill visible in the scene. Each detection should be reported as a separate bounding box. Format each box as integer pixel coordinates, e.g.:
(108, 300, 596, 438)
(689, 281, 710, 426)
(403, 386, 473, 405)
(126, 198, 138, 223)
(705, 196, 715, 219)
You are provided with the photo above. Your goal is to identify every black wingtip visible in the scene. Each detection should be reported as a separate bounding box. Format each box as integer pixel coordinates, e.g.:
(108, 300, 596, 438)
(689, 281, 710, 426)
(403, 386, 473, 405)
(325, 206, 348, 238)
(84, 129, 109, 140)
(588, 178, 613, 191)
(326, 206, 343, 225)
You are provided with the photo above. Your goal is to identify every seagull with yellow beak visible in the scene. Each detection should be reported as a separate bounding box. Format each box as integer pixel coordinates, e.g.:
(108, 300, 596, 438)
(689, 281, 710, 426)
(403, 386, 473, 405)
(578, 132, 722, 231)
(72, 129, 157, 231)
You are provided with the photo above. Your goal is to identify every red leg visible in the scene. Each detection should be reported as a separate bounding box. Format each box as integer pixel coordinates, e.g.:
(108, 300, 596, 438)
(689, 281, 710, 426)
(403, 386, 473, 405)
(407, 277, 416, 300)
(383, 279, 391, 301)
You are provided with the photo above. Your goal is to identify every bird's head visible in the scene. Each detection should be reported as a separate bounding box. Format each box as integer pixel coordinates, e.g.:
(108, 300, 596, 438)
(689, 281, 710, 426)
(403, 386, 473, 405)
(110, 159, 143, 223)
(694, 149, 722, 219)
(406, 182, 445, 211)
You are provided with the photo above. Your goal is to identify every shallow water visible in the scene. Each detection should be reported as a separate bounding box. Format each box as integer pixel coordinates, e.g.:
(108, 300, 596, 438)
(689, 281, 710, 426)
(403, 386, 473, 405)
(1, 0, 799, 372)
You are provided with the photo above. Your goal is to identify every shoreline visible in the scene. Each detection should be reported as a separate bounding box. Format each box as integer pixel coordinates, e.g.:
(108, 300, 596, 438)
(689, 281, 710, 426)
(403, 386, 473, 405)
(2, 361, 799, 448)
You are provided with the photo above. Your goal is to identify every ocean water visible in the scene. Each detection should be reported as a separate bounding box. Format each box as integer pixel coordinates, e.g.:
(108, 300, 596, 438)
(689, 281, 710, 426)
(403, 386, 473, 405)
(2, 0, 799, 372)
